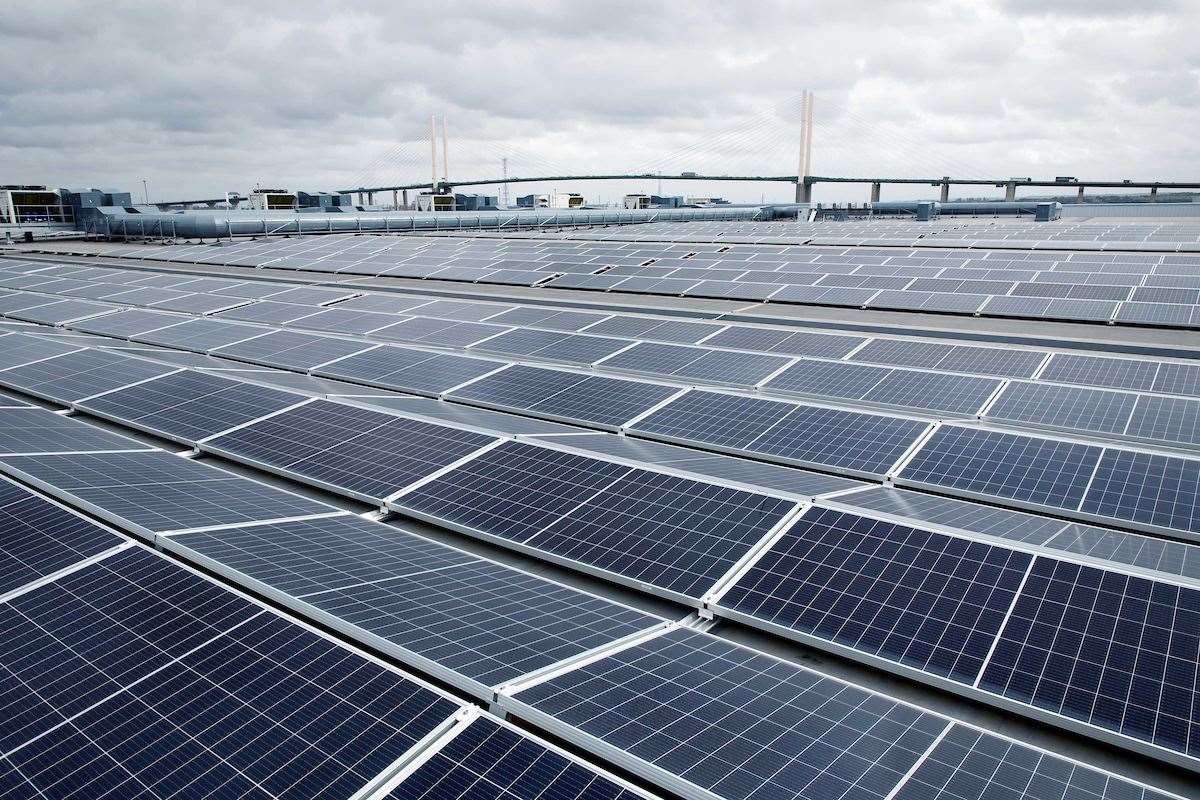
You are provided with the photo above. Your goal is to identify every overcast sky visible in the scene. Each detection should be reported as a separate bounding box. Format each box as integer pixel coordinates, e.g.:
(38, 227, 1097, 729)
(3, 1, 1197, 204)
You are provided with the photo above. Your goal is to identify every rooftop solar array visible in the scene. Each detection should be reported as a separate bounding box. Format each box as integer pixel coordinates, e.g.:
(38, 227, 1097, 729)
(1, 244, 1198, 796)
(75, 227, 1200, 328)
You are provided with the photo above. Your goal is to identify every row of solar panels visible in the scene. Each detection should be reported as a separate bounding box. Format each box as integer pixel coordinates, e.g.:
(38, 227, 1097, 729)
(7, 255, 1198, 388)
(5, 357, 1200, 779)
(32, 291, 1200, 455)
(469, 220, 1200, 249)
(0, 472, 679, 800)
(3, 412, 1180, 800)
(5, 304, 1197, 540)
(4, 259, 1200, 427)
(80, 234, 1200, 326)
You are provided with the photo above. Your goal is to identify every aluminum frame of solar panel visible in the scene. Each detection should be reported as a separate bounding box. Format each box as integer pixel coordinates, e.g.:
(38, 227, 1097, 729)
(0, 450, 338, 538)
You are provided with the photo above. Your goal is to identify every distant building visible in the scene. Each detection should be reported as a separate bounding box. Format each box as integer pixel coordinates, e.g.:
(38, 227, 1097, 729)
(623, 194, 651, 209)
(415, 192, 455, 211)
(1, 185, 72, 224)
(685, 196, 731, 205)
(516, 194, 549, 208)
(454, 193, 498, 211)
(297, 191, 352, 210)
(248, 189, 298, 211)
(650, 195, 684, 208)
(550, 192, 585, 209)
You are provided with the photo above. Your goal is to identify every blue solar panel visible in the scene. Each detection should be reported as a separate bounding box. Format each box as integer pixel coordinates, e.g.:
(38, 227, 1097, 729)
(0, 479, 124, 596)
(0, 349, 173, 406)
(1041, 354, 1160, 392)
(530, 469, 795, 598)
(894, 723, 1178, 800)
(207, 400, 497, 501)
(396, 442, 631, 543)
(862, 371, 1000, 415)
(901, 427, 1103, 511)
(80, 370, 305, 443)
(1125, 396, 1200, 447)
(512, 628, 949, 800)
(389, 717, 645, 800)
(720, 507, 1032, 683)
(211, 329, 375, 370)
(1080, 450, 1200, 535)
(633, 391, 928, 476)
(986, 383, 1139, 436)
(1153, 362, 1200, 397)
(0, 407, 149, 455)
(980, 557, 1200, 760)
(0, 451, 335, 534)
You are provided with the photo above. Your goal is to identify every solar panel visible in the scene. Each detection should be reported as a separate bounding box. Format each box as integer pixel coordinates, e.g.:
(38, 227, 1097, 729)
(134, 318, 270, 352)
(396, 441, 631, 542)
(632, 390, 928, 476)
(720, 507, 1032, 682)
(510, 627, 950, 800)
(901, 426, 1103, 511)
(0, 333, 80, 370)
(214, 299, 323, 324)
(0, 478, 124, 595)
(148, 291, 249, 314)
(979, 557, 1200, 761)
(450, 365, 679, 428)
(68, 308, 185, 338)
(0, 348, 177, 402)
(832, 486, 1067, 545)
(388, 716, 649, 800)
(1125, 395, 1200, 447)
(79, 370, 305, 443)
(1080, 449, 1200, 535)
(263, 285, 358, 305)
(529, 468, 795, 598)
(986, 382, 1139, 436)
(211, 329, 375, 369)
(1041, 354, 1160, 392)
(1152, 362, 1200, 396)
(206, 399, 497, 501)
(765, 360, 890, 400)
(313, 344, 499, 394)
(8, 299, 117, 325)
(0, 546, 460, 799)
(893, 723, 1178, 800)
(0, 450, 336, 535)
(851, 340, 951, 369)
(864, 371, 1000, 415)
(0, 407, 149, 455)
(554, 433, 864, 498)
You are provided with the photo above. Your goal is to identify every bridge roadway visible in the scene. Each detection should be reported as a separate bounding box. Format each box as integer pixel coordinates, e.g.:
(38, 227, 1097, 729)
(155, 174, 1200, 208)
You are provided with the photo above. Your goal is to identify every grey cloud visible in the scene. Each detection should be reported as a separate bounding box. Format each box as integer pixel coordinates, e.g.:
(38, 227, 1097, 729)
(1, 1, 1197, 203)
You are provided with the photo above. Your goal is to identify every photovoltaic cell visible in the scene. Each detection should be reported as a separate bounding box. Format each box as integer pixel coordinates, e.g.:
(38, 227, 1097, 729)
(207, 400, 496, 501)
(80, 370, 305, 442)
(134, 318, 269, 352)
(69, 308, 185, 338)
(721, 507, 1032, 683)
(514, 628, 949, 800)
(0, 450, 334, 533)
(1125, 395, 1200, 447)
(0, 348, 178, 404)
(0, 333, 80, 370)
(979, 557, 1200, 759)
(901, 427, 1103, 511)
